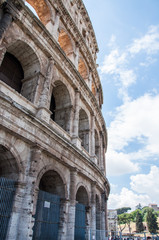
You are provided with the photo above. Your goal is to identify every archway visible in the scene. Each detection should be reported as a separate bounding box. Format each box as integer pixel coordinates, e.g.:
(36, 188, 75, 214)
(0, 40, 40, 103)
(0, 145, 19, 239)
(50, 81, 72, 133)
(0, 52, 24, 93)
(79, 109, 89, 152)
(75, 186, 89, 240)
(58, 29, 74, 61)
(26, 0, 51, 25)
(33, 170, 65, 240)
(78, 58, 88, 81)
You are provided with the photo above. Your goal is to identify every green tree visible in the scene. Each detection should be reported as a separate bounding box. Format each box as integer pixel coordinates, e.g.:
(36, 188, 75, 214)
(136, 211, 144, 233)
(117, 207, 131, 215)
(146, 208, 158, 234)
(118, 213, 127, 232)
(131, 209, 142, 222)
(125, 213, 133, 234)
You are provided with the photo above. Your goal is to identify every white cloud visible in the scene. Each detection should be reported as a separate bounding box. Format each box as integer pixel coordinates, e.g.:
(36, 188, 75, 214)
(108, 187, 151, 210)
(108, 166, 159, 210)
(129, 25, 159, 55)
(107, 148, 139, 176)
(130, 165, 159, 203)
(107, 93, 159, 176)
(100, 48, 136, 102)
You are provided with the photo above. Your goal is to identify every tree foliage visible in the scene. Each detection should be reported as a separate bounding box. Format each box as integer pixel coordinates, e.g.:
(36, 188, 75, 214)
(136, 211, 144, 233)
(117, 207, 131, 215)
(146, 208, 158, 234)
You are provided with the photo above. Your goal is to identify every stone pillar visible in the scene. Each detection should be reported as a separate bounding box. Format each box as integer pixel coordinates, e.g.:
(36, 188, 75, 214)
(72, 90, 81, 148)
(0, 5, 12, 41)
(89, 70, 93, 90)
(90, 114, 95, 157)
(100, 131, 105, 173)
(101, 193, 106, 240)
(74, 43, 79, 69)
(91, 182, 96, 240)
(6, 181, 27, 240)
(0, 44, 6, 65)
(58, 199, 69, 240)
(53, 11, 60, 41)
(66, 168, 77, 240)
(36, 58, 54, 123)
(17, 147, 42, 240)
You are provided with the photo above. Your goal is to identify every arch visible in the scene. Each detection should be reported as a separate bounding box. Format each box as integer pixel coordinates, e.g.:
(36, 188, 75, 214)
(58, 29, 74, 59)
(26, 0, 51, 25)
(96, 194, 101, 231)
(0, 144, 20, 181)
(39, 170, 65, 198)
(78, 109, 89, 152)
(1, 40, 41, 102)
(0, 52, 24, 93)
(50, 80, 72, 132)
(95, 130, 100, 161)
(76, 185, 89, 206)
(78, 57, 88, 80)
(0, 138, 23, 180)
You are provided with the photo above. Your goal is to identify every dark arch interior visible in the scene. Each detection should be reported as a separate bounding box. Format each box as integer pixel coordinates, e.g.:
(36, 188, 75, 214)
(39, 170, 65, 198)
(0, 145, 19, 180)
(76, 186, 88, 206)
(0, 52, 24, 93)
(50, 81, 72, 132)
(96, 195, 101, 230)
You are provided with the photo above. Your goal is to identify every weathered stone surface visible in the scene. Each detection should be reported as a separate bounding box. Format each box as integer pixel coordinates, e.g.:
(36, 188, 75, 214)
(0, 0, 110, 239)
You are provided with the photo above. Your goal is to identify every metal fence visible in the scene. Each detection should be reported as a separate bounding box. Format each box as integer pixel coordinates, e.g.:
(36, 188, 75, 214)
(0, 177, 16, 240)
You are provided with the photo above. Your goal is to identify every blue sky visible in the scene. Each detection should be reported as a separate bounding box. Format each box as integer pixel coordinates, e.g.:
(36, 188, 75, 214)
(83, 0, 159, 210)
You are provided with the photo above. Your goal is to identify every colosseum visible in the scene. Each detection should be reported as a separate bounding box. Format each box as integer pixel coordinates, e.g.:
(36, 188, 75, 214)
(0, 0, 110, 239)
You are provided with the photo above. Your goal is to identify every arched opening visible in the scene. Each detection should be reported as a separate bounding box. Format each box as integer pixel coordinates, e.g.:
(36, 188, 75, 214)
(33, 170, 65, 240)
(76, 186, 89, 206)
(26, 0, 51, 25)
(0, 145, 19, 239)
(96, 195, 101, 238)
(0, 40, 41, 103)
(78, 58, 88, 81)
(95, 130, 100, 162)
(0, 52, 24, 93)
(79, 109, 89, 152)
(75, 186, 89, 240)
(58, 29, 74, 60)
(50, 81, 72, 133)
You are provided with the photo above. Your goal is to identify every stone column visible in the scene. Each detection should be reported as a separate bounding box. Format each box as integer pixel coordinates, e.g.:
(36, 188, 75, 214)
(91, 182, 96, 240)
(89, 70, 93, 90)
(0, 5, 13, 41)
(6, 181, 27, 240)
(72, 90, 81, 148)
(17, 147, 42, 240)
(0, 44, 6, 65)
(90, 114, 95, 158)
(101, 192, 106, 240)
(53, 10, 60, 41)
(74, 43, 79, 69)
(66, 168, 77, 240)
(100, 131, 105, 173)
(36, 58, 54, 123)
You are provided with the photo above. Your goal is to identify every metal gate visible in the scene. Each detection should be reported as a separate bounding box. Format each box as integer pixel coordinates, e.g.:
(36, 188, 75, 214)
(0, 177, 16, 240)
(74, 203, 86, 240)
(33, 190, 60, 240)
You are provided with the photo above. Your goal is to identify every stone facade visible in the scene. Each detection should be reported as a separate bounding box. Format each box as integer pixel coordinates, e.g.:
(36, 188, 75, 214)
(0, 0, 110, 239)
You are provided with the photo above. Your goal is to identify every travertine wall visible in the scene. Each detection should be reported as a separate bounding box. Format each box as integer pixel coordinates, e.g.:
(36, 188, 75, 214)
(0, 0, 110, 239)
